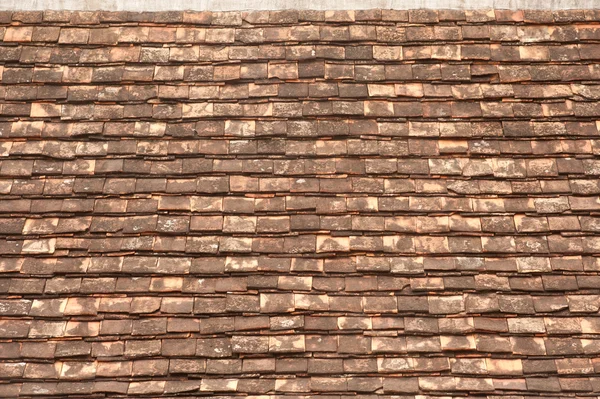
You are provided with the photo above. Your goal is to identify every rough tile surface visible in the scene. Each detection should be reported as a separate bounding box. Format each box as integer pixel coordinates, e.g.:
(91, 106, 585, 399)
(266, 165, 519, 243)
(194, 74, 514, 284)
(0, 8, 600, 398)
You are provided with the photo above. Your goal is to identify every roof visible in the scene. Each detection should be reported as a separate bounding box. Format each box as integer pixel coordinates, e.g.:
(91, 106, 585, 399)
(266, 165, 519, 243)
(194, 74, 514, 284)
(1, 8, 600, 398)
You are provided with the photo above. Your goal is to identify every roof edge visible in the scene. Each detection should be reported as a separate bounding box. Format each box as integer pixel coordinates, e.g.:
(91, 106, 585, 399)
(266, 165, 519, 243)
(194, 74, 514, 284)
(2, 0, 600, 11)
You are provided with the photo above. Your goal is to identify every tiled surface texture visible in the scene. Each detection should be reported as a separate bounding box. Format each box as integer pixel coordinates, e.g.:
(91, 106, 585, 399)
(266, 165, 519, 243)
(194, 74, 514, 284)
(1, 8, 600, 398)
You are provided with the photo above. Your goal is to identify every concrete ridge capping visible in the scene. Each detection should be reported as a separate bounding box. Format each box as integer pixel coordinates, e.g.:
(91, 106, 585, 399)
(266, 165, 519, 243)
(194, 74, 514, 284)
(1, 0, 600, 11)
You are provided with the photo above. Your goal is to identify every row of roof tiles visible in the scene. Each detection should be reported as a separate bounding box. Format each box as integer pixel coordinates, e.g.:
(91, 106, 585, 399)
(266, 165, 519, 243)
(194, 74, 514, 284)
(3, 25, 600, 44)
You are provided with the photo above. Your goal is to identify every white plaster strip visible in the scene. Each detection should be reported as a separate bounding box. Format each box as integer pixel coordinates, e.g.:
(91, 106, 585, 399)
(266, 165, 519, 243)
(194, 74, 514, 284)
(0, 0, 599, 11)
